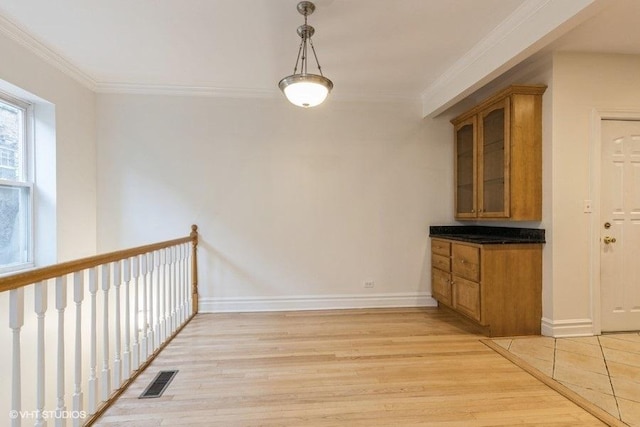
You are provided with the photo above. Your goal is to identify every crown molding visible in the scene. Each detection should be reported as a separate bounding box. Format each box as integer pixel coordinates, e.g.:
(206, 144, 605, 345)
(422, 0, 552, 103)
(420, 0, 602, 117)
(0, 11, 425, 105)
(95, 81, 419, 104)
(0, 13, 97, 90)
(94, 82, 278, 99)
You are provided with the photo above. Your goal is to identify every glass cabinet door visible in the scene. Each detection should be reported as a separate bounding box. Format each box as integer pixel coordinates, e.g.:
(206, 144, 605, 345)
(479, 100, 509, 217)
(455, 117, 476, 218)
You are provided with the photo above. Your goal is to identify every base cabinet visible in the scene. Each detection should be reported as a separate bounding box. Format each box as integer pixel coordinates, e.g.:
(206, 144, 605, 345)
(432, 268, 452, 306)
(452, 277, 481, 322)
(431, 237, 542, 337)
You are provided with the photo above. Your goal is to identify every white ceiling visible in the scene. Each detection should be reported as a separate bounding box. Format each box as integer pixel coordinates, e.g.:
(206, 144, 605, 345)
(0, 0, 637, 112)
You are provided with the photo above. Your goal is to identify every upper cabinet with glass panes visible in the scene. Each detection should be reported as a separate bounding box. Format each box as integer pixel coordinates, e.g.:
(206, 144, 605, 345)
(451, 85, 546, 221)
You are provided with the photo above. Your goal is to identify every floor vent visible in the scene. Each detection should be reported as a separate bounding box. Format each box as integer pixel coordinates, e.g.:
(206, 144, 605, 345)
(139, 370, 178, 399)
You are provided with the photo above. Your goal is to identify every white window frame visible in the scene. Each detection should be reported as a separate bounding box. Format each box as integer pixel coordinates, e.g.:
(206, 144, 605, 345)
(0, 90, 34, 274)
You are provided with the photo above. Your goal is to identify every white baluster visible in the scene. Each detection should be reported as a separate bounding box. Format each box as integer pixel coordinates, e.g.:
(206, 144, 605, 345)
(72, 272, 84, 427)
(113, 261, 122, 388)
(55, 277, 67, 427)
(180, 245, 184, 322)
(165, 248, 171, 336)
(131, 256, 140, 370)
(87, 268, 98, 413)
(122, 257, 132, 379)
(10, 288, 24, 427)
(187, 243, 193, 317)
(158, 249, 165, 343)
(177, 244, 184, 324)
(147, 252, 155, 354)
(175, 246, 181, 327)
(34, 282, 48, 427)
(153, 251, 161, 348)
(181, 243, 187, 320)
(101, 264, 111, 401)
(170, 246, 176, 333)
(140, 254, 148, 361)
(182, 243, 188, 322)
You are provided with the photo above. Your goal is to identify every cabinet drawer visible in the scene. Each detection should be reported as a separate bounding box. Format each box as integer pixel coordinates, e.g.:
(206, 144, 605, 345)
(431, 240, 451, 256)
(432, 253, 450, 271)
(432, 268, 452, 306)
(452, 276, 481, 322)
(452, 244, 480, 281)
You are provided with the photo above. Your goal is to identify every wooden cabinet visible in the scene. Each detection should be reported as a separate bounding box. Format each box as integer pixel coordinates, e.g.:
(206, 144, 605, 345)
(452, 85, 546, 221)
(431, 240, 452, 305)
(431, 237, 542, 337)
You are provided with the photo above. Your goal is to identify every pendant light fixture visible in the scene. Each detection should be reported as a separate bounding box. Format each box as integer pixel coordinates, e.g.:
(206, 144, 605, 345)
(278, 1, 333, 108)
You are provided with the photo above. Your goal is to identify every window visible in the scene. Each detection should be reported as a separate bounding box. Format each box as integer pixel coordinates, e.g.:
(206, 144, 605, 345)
(0, 92, 33, 273)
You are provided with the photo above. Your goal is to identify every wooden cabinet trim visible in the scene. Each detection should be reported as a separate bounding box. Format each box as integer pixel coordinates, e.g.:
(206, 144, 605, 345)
(451, 85, 547, 126)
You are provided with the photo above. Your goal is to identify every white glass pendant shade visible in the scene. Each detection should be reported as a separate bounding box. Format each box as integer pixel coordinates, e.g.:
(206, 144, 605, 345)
(279, 74, 333, 108)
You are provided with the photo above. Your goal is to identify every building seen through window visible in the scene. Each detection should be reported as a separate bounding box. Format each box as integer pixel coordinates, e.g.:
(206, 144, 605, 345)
(0, 94, 32, 272)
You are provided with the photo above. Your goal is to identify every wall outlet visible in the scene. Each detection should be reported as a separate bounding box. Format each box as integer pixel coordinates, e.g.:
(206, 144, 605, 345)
(364, 281, 375, 288)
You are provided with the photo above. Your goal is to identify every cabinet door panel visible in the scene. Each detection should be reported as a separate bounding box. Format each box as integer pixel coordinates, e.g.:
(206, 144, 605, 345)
(453, 276, 481, 322)
(432, 268, 452, 306)
(452, 244, 480, 281)
(432, 254, 450, 271)
(478, 99, 510, 217)
(431, 240, 451, 257)
(455, 117, 477, 218)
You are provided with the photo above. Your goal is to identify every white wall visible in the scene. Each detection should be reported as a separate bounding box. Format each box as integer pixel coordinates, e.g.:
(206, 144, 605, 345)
(96, 94, 452, 311)
(546, 52, 640, 336)
(0, 32, 97, 261)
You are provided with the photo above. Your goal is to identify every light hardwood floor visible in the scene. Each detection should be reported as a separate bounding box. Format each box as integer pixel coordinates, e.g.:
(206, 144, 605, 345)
(94, 308, 606, 426)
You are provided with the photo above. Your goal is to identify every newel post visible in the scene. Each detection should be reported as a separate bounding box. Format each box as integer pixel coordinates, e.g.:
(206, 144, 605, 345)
(190, 224, 199, 315)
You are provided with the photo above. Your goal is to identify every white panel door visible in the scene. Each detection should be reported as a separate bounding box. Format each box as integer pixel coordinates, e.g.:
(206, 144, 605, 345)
(601, 120, 640, 332)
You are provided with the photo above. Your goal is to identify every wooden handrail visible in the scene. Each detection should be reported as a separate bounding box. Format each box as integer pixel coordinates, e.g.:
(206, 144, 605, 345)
(0, 225, 199, 293)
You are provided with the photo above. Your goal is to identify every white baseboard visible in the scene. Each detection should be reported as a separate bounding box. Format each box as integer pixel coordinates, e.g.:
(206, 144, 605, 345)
(199, 292, 437, 313)
(541, 317, 594, 337)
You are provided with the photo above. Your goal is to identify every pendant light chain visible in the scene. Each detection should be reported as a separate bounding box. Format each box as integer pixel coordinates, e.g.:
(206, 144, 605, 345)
(302, 12, 308, 75)
(308, 38, 324, 77)
(293, 38, 304, 75)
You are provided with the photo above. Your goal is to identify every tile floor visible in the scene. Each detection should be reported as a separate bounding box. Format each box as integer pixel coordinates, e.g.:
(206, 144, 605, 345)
(493, 333, 640, 426)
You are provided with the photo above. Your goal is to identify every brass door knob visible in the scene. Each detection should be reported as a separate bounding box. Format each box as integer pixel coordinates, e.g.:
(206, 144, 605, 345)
(603, 236, 617, 244)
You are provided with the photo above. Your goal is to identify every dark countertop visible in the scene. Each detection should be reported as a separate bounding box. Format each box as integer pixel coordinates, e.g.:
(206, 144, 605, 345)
(429, 225, 545, 244)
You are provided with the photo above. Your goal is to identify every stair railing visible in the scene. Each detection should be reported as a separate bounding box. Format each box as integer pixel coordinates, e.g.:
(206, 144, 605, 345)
(1, 225, 199, 426)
